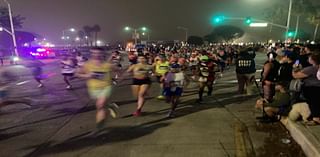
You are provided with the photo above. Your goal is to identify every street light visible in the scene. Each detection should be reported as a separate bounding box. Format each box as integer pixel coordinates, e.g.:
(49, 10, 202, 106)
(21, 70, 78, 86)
(124, 26, 148, 45)
(286, 0, 293, 41)
(3, 0, 19, 59)
(177, 26, 188, 44)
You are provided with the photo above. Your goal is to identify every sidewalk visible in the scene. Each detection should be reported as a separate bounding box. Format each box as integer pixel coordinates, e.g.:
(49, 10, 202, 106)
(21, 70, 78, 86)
(281, 117, 320, 157)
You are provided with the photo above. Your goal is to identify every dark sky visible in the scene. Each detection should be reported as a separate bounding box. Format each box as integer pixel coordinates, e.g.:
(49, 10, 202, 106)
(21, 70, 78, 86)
(3, 0, 285, 44)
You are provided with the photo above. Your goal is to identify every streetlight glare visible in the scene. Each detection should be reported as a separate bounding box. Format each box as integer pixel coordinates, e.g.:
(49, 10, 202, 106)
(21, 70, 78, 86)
(125, 26, 130, 31)
(70, 28, 76, 32)
(142, 27, 147, 31)
(0, 27, 3, 31)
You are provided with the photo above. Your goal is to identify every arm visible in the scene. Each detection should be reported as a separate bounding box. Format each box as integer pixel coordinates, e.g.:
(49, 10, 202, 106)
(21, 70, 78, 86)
(292, 71, 308, 79)
(262, 63, 271, 81)
(76, 65, 91, 78)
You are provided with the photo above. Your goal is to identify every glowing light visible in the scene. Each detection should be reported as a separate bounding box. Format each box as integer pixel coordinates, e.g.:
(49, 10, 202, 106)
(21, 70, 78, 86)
(249, 23, 268, 27)
(13, 57, 19, 61)
(37, 48, 46, 52)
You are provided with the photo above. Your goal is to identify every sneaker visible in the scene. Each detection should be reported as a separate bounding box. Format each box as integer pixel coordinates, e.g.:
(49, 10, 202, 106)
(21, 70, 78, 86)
(66, 85, 72, 89)
(96, 119, 106, 130)
(167, 111, 175, 118)
(108, 103, 119, 119)
(113, 80, 118, 85)
(38, 84, 43, 88)
(157, 95, 165, 100)
(133, 109, 142, 117)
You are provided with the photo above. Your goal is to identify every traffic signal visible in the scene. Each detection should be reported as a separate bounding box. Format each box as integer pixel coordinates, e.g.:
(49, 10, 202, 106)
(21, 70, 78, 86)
(244, 17, 252, 25)
(213, 16, 224, 24)
(287, 31, 295, 37)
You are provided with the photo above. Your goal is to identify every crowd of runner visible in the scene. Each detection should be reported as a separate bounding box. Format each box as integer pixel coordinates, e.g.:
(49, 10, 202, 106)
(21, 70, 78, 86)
(1, 43, 320, 133)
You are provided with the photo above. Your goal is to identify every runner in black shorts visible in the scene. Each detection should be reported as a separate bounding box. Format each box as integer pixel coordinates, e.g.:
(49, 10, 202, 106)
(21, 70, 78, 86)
(126, 55, 153, 116)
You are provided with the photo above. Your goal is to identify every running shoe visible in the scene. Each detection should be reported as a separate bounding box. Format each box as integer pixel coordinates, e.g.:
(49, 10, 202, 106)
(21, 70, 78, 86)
(38, 84, 44, 88)
(133, 109, 142, 117)
(157, 95, 165, 100)
(108, 103, 119, 118)
(96, 119, 106, 130)
(167, 110, 175, 118)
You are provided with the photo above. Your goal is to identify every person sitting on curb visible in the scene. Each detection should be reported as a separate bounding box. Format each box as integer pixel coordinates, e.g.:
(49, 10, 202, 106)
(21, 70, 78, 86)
(288, 102, 311, 122)
(255, 82, 291, 122)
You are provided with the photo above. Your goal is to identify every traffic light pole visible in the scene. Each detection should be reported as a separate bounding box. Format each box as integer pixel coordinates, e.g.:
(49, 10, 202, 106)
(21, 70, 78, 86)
(4, 0, 19, 58)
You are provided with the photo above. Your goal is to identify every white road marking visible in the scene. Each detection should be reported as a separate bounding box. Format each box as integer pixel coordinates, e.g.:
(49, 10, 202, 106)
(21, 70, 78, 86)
(16, 80, 31, 86)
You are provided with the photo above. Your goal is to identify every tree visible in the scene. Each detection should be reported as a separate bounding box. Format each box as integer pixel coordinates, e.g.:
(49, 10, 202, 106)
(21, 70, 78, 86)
(0, 7, 25, 29)
(77, 30, 85, 46)
(306, 5, 320, 41)
(262, 4, 287, 33)
(92, 24, 101, 46)
(204, 25, 244, 43)
(187, 36, 204, 46)
(83, 25, 93, 46)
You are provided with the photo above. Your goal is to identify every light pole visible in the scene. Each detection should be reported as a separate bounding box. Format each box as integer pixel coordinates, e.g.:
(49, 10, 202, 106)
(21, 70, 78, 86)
(177, 26, 188, 44)
(286, 0, 293, 42)
(61, 28, 76, 47)
(3, 0, 19, 58)
(124, 26, 147, 45)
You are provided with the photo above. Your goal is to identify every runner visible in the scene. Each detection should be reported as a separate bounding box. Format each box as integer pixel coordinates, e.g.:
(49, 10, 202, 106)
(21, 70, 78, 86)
(128, 51, 137, 65)
(153, 54, 170, 99)
(111, 51, 122, 79)
(61, 55, 76, 89)
(76, 52, 87, 68)
(77, 47, 119, 131)
(197, 52, 217, 103)
(188, 52, 199, 80)
(162, 63, 185, 118)
(126, 55, 153, 116)
(24, 56, 45, 88)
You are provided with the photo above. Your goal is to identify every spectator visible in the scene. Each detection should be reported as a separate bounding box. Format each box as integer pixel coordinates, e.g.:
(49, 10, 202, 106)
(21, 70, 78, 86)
(277, 51, 296, 87)
(288, 102, 311, 122)
(261, 51, 280, 101)
(255, 82, 291, 121)
(299, 46, 312, 68)
(292, 53, 320, 125)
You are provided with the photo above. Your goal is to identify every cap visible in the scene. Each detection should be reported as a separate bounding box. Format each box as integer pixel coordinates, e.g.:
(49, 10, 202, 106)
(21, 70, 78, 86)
(170, 63, 181, 69)
(200, 55, 209, 61)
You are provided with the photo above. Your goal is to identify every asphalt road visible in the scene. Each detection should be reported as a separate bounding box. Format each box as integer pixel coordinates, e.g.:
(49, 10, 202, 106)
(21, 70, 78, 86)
(0, 52, 304, 157)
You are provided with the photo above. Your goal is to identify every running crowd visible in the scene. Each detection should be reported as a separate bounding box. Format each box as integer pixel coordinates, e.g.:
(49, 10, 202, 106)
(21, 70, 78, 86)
(1, 43, 320, 132)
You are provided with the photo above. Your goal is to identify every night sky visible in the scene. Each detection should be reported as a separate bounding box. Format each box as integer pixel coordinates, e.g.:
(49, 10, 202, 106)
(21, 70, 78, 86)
(1, 0, 300, 44)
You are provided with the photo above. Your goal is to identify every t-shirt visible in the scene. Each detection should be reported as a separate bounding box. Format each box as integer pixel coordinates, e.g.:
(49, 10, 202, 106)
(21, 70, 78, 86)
(265, 92, 290, 108)
(302, 66, 320, 87)
(83, 61, 112, 90)
(164, 72, 184, 88)
(61, 60, 76, 74)
(133, 64, 152, 79)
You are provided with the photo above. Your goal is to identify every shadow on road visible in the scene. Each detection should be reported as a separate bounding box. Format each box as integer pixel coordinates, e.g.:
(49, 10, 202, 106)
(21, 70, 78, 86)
(24, 122, 170, 157)
(0, 130, 31, 141)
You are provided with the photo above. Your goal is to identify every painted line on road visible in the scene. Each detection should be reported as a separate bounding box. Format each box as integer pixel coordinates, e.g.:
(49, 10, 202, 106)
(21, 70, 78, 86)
(16, 80, 31, 86)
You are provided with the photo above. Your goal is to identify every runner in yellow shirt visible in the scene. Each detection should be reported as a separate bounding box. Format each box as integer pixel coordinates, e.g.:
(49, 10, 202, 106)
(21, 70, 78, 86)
(153, 54, 170, 99)
(77, 47, 118, 132)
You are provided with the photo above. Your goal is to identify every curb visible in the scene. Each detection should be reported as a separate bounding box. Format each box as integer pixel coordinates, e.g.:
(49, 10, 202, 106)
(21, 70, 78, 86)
(280, 118, 320, 157)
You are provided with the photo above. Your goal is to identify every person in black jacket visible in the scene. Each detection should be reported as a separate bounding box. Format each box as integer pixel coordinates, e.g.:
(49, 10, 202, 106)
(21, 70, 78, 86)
(277, 51, 296, 87)
(261, 51, 280, 101)
(236, 49, 256, 95)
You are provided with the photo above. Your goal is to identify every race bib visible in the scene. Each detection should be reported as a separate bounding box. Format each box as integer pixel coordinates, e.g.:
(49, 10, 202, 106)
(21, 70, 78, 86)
(92, 72, 106, 80)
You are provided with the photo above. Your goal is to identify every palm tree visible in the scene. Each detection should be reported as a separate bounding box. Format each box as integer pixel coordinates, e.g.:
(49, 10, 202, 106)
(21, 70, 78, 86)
(263, 4, 287, 33)
(291, 0, 313, 40)
(92, 24, 101, 46)
(306, 6, 320, 41)
(83, 25, 93, 46)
